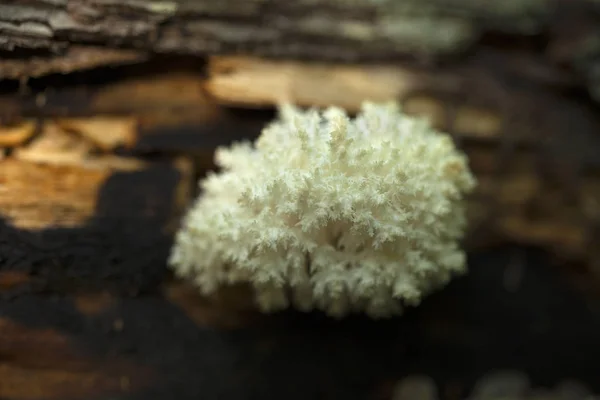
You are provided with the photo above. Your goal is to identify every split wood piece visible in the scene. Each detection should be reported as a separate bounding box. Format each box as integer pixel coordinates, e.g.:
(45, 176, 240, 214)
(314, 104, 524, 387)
(56, 116, 138, 151)
(0, 120, 36, 147)
(0, 158, 141, 230)
(12, 120, 143, 169)
(0, 46, 147, 80)
(0, 67, 266, 155)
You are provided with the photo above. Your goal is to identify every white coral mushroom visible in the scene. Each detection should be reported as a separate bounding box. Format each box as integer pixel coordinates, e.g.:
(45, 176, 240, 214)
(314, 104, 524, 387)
(169, 102, 477, 318)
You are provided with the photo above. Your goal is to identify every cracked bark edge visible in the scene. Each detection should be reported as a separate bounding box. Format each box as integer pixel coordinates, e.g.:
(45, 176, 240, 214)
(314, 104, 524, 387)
(0, 0, 555, 69)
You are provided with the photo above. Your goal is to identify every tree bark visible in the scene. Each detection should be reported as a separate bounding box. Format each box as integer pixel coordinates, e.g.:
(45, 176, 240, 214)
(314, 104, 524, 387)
(1, 0, 600, 101)
(0, 0, 552, 58)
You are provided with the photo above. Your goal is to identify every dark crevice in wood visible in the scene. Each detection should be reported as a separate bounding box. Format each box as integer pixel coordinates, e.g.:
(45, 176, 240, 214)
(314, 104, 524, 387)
(0, 163, 182, 297)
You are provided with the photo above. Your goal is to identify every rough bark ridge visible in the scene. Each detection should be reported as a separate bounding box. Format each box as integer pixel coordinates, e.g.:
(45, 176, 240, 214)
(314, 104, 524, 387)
(2, 0, 600, 102)
(0, 0, 550, 58)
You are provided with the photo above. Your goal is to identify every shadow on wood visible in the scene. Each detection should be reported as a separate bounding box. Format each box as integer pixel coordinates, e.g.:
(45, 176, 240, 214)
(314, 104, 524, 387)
(2, 246, 600, 400)
(0, 161, 184, 296)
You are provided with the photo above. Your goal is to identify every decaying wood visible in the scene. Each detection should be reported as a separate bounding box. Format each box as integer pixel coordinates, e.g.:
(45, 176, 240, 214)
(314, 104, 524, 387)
(0, 121, 194, 295)
(88, 71, 222, 128)
(11, 120, 143, 170)
(3, 68, 222, 128)
(1, 0, 600, 104)
(1, 2, 600, 398)
(0, 46, 147, 79)
(0, 75, 599, 400)
(55, 117, 138, 151)
(0, 119, 36, 146)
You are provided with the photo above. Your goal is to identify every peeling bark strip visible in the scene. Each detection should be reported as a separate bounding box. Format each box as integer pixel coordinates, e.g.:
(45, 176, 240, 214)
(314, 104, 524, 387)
(0, 318, 152, 400)
(0, 158, 193, 295)
(0, 46, 147, 78)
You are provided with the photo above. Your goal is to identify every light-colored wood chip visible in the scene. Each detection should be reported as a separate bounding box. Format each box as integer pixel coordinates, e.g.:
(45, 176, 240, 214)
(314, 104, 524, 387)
(56, 116, 138, 151)
(0, 120, 36, 147)
(13, 122, 93, 166)
(13, 121, 144, 170)
(205, 56, 424, 112)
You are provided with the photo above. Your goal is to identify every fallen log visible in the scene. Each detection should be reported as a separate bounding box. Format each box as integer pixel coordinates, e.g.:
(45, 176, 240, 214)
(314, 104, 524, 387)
(0, 2, 599, 399)
(2, 247, 600, 400)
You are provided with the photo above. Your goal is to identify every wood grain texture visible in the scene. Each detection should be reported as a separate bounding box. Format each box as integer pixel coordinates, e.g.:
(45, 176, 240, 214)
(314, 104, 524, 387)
(0, 120, 35, 147)
(0, 158, 123, 229)
(0, 0, 549, 63)
(0, 46, 147, 79)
